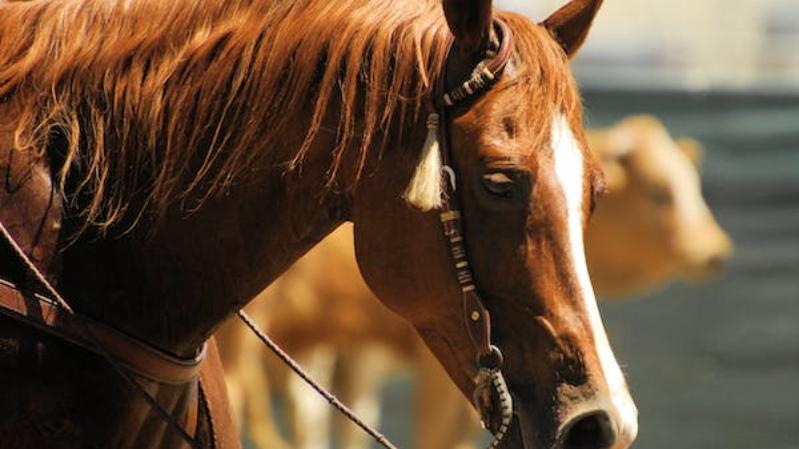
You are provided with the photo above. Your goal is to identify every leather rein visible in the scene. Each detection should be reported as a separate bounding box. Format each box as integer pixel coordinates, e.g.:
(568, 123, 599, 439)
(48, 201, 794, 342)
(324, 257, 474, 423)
(0, 221, 208, 449)
(0, 18, 516, 449)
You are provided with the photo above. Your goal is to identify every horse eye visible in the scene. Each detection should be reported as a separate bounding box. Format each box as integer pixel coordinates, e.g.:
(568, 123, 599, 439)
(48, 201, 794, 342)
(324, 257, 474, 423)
(482, 172, 515, 198)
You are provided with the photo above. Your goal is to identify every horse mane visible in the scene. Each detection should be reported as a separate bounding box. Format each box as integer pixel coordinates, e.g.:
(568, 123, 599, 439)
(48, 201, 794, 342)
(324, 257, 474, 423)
(0, 0, 579, 230)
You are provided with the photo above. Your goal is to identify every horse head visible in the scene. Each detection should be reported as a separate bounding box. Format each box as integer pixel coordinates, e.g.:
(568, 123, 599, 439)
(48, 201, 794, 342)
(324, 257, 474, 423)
(352, 1, 637, 448)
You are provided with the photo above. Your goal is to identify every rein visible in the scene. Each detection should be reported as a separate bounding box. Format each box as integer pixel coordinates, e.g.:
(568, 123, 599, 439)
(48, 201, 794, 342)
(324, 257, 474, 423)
(0, 221, 206, 449)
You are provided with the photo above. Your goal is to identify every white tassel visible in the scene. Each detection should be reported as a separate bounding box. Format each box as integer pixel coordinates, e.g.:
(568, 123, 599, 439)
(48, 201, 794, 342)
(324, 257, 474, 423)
(403, 113, 444, 211)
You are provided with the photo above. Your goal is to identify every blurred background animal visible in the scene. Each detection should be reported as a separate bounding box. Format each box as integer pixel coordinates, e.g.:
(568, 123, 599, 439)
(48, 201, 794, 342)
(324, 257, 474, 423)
(216, 115, 733, 449)
(585, 115, 734, 298)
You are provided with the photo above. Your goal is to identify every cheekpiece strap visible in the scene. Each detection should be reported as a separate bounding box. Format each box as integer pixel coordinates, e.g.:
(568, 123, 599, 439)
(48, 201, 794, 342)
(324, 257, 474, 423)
(435, 18, 513, 363)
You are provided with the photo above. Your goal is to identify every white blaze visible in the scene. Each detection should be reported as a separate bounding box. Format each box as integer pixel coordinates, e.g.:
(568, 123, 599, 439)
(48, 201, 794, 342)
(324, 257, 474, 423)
(550, 115, 638, 445)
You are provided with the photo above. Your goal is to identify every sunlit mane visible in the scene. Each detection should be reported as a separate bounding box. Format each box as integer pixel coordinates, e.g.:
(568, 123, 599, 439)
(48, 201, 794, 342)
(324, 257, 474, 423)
(404, 14, 584, 211)
(0, 0, 581, 228)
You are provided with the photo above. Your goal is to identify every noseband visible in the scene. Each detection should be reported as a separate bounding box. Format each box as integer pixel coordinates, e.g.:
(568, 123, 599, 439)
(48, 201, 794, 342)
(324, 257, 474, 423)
(430, 18, 515, 448)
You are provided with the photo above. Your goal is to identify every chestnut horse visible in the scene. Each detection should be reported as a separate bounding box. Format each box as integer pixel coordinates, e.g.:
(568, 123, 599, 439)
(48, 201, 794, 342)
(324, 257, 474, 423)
(0, 0, 636, 448)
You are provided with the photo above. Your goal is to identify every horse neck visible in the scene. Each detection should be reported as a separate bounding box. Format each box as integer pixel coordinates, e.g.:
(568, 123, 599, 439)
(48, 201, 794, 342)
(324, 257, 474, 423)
(58, 126, 352, 358)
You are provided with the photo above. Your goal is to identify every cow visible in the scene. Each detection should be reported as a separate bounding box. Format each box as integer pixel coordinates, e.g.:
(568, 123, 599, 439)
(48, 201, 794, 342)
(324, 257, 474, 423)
(586, 115, 733, 298)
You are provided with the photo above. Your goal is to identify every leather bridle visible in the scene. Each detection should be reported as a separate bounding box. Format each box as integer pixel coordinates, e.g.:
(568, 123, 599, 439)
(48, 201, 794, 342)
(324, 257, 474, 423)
(432, 18, 515, 449)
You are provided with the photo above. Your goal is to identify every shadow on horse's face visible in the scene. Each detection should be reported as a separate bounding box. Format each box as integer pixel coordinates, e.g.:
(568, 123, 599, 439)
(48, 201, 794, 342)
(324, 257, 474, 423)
(351, 3, 637, 449)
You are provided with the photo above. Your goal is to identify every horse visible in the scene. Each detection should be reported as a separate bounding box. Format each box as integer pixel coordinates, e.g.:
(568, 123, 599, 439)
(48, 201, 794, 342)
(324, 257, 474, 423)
(0, 0, 637, 448)
(218, 115, 733, 449)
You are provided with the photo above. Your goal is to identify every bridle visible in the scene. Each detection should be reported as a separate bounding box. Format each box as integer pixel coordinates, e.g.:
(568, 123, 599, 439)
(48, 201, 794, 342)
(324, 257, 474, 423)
(0, 18, 518, 449)
(431, 17, 515, 449)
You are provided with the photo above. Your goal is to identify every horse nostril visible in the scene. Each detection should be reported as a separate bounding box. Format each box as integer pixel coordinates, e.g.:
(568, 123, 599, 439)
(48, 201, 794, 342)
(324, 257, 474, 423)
(562, 412, 617, 449)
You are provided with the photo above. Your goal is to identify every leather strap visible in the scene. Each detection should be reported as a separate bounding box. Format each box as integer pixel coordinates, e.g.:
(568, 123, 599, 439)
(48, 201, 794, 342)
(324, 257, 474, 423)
(433, 21, 516, 444)
(0, 278, 207, 384)
(0, 157, 204, 446)
(435, 19, 513, 364)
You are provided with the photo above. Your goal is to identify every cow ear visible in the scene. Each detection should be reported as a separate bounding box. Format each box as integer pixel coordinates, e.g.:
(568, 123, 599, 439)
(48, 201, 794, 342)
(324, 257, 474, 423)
(442, 0, 493, 55)
(675, 137, 704, 168)
(542, 0, 604, 59)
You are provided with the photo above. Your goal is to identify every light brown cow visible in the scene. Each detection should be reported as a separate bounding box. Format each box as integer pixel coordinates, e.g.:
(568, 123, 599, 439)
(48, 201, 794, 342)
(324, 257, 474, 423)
(586, 115, 733, 298)
(217, 115, 733, 449)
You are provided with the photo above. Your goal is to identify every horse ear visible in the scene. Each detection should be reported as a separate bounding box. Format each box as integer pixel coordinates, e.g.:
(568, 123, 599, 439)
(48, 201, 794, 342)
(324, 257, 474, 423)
(442, 0, 493, 54)
(542, 0, 604, 59)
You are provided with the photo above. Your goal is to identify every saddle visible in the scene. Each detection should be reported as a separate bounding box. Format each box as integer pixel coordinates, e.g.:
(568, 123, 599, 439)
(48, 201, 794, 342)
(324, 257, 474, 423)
(0, 143, 239, 449)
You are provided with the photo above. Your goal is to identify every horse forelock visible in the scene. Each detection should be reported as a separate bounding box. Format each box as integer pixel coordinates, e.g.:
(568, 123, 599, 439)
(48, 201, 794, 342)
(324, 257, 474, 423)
(0, 0, 453, 230)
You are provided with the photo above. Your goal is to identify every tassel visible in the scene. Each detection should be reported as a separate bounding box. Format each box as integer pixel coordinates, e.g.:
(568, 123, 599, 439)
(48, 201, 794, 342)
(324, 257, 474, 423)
(403, 113, 443, 211)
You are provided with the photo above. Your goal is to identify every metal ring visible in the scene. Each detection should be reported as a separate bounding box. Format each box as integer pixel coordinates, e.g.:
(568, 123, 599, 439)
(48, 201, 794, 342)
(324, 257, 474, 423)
(478, 345, 504, 370)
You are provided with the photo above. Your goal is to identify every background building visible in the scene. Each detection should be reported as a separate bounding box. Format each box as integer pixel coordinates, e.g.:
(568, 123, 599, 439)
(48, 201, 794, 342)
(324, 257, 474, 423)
(500, 0, 799, 90)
